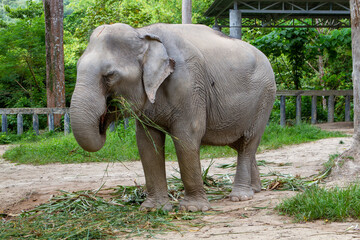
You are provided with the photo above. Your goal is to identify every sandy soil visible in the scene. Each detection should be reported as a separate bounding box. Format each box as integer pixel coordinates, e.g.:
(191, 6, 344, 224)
(1, 128, 360, 239)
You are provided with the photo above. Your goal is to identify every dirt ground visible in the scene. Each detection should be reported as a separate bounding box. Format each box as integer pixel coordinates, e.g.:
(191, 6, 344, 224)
(1, 123, 360, 239)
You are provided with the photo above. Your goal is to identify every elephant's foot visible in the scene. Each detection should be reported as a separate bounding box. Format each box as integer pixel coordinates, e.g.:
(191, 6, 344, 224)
(179, 196, 211, 212)
(229, 188, 254, 202)
(251, 182, 262, 193)
(140, 198, 172, 211)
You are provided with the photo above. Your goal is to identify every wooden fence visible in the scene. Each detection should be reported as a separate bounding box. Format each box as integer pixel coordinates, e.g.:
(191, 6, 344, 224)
(277, 90, 353, 126)
(0, 90, 354, 135)
(0, 108, 70, 135)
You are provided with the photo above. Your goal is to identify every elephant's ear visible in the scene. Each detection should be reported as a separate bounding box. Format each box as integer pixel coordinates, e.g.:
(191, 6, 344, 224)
(141, 34, 175, 104)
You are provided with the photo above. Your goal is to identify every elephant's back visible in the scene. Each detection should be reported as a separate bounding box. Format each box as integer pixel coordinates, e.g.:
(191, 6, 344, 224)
(143, 24, 276, 145)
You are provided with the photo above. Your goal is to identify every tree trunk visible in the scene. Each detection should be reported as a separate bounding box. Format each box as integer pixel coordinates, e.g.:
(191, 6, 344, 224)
(330, 0, 360, 181)
(182, 0, 192, 24)
(351, 0, 360, 141)
(43, 0, 65, 127)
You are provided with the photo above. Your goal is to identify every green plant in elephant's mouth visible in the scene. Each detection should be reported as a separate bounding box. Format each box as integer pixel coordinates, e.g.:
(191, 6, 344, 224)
(107, 96, 178, 150)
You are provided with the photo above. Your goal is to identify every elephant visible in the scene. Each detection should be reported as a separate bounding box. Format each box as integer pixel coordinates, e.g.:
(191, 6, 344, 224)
(70, 23, 276, 212)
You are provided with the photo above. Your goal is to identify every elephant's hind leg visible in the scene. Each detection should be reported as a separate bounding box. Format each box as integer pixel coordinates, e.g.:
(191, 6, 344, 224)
(229, 136, 261, 201)
(251, 157, 261, 193)
(136, 121, 171, 211)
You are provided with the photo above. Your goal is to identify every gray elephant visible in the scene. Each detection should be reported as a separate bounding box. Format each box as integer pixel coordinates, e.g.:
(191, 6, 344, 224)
(70, 23, 276, 212)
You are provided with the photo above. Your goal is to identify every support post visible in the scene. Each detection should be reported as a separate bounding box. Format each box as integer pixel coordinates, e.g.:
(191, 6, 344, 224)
(212, 18, 222, 31)
(64, 112, 70, 135)
(17, 114, 23, 135)
(345, 95, 351, 122)
(229, 3, 242, 39)
(296, 95, 302, 125)
(280, 96, 286, 127)
(328, 95, 335, 123)
(1, 114, 7, 134)
(182, 0, 192, 24)
(33, 114, 39, 135)
(311, 95, 317, 124)
(48, 113, 54, 131)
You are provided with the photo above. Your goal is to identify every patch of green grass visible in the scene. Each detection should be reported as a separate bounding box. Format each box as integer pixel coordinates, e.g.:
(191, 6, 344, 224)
(3, 121, 345, 164)
(258, 123, 346, 152)
(276, 184, 360, 222)
(3, 120, 140, 164)
(0, 131, 62, 144)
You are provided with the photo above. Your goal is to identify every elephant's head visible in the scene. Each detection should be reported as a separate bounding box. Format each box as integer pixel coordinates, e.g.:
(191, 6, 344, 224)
(70, 23, 174, 152)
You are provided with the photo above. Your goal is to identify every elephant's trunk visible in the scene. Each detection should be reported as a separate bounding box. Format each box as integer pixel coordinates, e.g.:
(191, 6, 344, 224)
(70, 83, 110, 152)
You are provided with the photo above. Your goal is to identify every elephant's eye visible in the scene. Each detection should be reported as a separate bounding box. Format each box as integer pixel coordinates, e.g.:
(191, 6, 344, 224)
(103, 71, 116, 86)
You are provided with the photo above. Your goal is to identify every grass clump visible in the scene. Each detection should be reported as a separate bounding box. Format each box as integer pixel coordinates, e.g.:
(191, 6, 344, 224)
(0, 189, 202, 239)
(3, 122, 345, 165)
(0, 162, 224, 239)
(276, 184, 360, 222)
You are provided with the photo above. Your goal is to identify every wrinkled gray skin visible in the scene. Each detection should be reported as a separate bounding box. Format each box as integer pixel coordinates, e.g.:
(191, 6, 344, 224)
(70, 23, 276, 212)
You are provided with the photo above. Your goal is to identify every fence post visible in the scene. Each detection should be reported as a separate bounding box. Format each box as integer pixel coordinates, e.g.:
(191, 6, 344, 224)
(124, 118, 129, 129)
(33, 114, 39, 135)
(48, 112, 54, 132)
(64, 112, 70, 135)
(109, 122, 115, 132)
(280, 96, 286, 126)
(1, 114, 7, 133)
(345, 95, 351, 122)
(328, 95, 335, 123)
(17, 113, 23, 135)
(296, 95, 302, 125)
(311, 95, 317, 124)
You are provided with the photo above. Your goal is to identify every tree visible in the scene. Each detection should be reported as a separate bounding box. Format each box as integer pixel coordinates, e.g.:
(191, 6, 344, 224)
(43, 0, 65, 127)
(331, 0, 360, 180)
(351, 0, 360, 144)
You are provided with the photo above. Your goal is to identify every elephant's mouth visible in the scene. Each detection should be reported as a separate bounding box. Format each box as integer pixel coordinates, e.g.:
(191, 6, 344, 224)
(99, 105, 116, 135)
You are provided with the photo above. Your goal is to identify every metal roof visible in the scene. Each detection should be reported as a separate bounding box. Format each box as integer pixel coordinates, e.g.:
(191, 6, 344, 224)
(205, 0, 350, 28)
(205, 0, 350, 18)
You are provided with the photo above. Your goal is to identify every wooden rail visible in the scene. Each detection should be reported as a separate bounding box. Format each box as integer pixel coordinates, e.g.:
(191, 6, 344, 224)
(0, 90, 354, 134)
(276, 90, 353, 126)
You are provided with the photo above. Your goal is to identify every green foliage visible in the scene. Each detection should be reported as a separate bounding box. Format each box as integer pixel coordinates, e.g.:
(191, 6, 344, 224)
(0, 0, 354, 128)
(252, 25, 352, 93)
(66, 0, 212, 44)
(254, 27, 316, 89)
(4, 0, 42, 19)
(276, 184, 360, 221)
(3, 122, 345, 165)
(0, 0, 27, 22)
(0, 0, 46, 112)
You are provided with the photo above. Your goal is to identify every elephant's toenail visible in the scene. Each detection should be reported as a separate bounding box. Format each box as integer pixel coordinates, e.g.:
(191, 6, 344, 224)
(188, 206, 197, 212)
(202, 206, 210, 212)
(230, 196, 240, 202)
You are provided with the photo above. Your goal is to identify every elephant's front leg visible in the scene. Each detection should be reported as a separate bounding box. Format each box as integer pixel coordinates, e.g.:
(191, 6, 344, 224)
(172, 132, 210, 212)
(136, 121, 171, 211)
